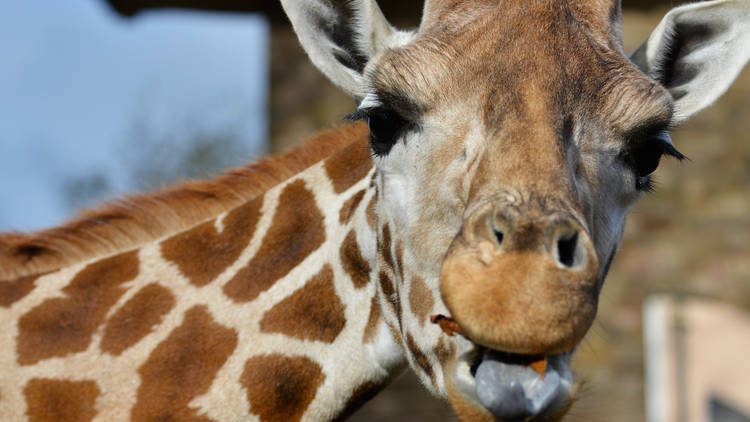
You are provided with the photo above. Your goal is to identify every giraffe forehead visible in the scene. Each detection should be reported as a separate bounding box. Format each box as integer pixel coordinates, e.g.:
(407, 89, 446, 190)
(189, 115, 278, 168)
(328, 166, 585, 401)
(422, 0, 620, 36)
(372, 0, 661, 130)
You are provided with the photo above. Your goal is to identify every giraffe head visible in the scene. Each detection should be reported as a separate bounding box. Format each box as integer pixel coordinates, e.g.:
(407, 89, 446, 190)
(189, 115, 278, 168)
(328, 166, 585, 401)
(283, 0, 750, 420)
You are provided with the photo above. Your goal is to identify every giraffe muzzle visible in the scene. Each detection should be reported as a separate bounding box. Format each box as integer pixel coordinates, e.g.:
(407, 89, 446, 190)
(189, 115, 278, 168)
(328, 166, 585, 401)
(439, 203, 600, 355)
(439, 201, 598, 419)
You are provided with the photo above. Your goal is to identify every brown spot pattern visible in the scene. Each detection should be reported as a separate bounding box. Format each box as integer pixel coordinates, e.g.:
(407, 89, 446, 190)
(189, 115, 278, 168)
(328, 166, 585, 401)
(408, 275, 435, 327)
(406, 333, 435, 386)
(241, 354, 324, 422)
(379, 224, 394, 270)
(332, 380, 386, 422)
(223, 180, 325, 303)
(379, 271, 402, 331)
(363, 296, 381, 344)
(340, 231, 371, 289)
(338, 189, 366, 225)
(24, 378, 100, 422)
(365, 197, 376, 230)
(324, 137, 373, 194)
(161, 196, 263, 287)
(100, 283, 176, 356)
(435, 336, 456, 367)
(260, 265, 346, 343)
(131, 305, 237, 422)
(395, 241, 404, 282)
(0, 272, 46, 308)
(17, 251, 139, 365)
(378, 271, 395, 304)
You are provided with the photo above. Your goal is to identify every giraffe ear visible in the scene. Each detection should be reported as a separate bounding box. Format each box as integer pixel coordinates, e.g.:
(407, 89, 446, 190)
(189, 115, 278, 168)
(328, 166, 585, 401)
(630, 0, 750, 124)
(281, 0, 414, 101)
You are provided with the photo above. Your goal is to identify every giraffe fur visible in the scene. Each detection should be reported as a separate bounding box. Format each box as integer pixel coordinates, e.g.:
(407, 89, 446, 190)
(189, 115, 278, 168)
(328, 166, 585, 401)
(3, 0, 750, 420)
(1, 123, 404, 421)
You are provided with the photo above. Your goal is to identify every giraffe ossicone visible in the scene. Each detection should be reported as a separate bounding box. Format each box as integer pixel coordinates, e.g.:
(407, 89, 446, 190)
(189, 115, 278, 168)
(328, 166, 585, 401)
(2, 0, 750, 421)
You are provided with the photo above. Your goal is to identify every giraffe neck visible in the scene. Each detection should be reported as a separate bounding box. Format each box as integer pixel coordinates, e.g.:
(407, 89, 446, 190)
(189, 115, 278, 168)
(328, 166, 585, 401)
(0, 122, 406, 422)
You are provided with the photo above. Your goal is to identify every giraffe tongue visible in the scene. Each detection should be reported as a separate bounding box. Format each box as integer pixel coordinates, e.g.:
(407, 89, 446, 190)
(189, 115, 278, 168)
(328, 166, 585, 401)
(474, 350, 561, 421)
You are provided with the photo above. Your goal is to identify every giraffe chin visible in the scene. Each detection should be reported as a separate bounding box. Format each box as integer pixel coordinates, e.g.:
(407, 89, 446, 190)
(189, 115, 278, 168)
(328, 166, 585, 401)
(450, 347, 575, 421)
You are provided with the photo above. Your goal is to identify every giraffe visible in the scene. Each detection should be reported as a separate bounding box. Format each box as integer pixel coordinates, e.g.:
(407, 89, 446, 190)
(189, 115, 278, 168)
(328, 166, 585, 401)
(2, 0, 750, 421)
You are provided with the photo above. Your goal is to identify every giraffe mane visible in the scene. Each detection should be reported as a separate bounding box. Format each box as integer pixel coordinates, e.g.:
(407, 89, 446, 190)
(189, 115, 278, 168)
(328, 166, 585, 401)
(0, 122, 368, 281)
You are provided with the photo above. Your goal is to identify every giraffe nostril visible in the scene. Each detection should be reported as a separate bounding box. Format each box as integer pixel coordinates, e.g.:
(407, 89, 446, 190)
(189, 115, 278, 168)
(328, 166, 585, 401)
(555, 232, 579, 268)
(494, 229, 504, 246)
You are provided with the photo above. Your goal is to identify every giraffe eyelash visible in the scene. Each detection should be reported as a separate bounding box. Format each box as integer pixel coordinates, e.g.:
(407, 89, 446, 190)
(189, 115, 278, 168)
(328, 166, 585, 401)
(347, 104, 415, 157)
(637, 175, 656, 193)
(346, 93, 384, 122)
(345, 108, 372, 122)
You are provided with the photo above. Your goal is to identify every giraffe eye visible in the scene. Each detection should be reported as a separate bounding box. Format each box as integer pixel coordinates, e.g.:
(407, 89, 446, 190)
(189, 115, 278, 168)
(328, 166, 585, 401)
(631, 137, 665, 177)
(366, 107, 409, 156)
(622, 130, 685, 191)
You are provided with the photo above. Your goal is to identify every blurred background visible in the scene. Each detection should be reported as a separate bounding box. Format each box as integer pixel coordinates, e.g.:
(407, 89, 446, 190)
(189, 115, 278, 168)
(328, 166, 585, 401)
(0, 1, 748, 421)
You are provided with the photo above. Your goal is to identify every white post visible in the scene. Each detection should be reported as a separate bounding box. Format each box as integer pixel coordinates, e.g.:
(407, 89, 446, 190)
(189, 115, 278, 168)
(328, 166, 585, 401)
(644, 295, 671, 422)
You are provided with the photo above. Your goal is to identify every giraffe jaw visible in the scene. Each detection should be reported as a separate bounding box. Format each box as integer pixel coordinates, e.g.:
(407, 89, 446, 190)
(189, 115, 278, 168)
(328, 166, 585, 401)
(452, 347, 575, 421)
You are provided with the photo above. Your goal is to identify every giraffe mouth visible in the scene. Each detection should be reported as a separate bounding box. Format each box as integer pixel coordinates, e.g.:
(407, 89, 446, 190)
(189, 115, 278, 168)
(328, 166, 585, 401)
(452, 347, 574, 421)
